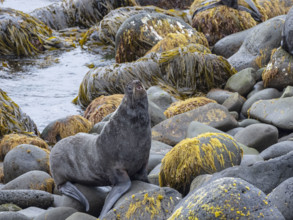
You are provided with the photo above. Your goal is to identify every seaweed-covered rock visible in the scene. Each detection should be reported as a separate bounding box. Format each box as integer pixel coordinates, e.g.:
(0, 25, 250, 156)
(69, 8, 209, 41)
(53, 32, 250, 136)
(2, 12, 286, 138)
(84, 94, 123, 124)
(0, 89, 39, 137)
(136, 0, 193, 9)
(3, 144, 50, 183)
(103, 181, 182, 220)
(115, 12, 208, 63)
(257, 0, 293, 19)
(152, 103, 238, 146)
(41, 115, 93, 145)
(169, 177, 285, 219)
(0, 8, 53, 57)
(159, 133, 242, 195)
(0, 133, 48, 161)
(164, 97, 216, 118)
(76, 44, 235, 107)
(190, 0, 264, 45)
(30, 0, 137, 30)
(248, 97, 293, 130)
(228, 15, 285, 71)
(263, 47, 293, 90)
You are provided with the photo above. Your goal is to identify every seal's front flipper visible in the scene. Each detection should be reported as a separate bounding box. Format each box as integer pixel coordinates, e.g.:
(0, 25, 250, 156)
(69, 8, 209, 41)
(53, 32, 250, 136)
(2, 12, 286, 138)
(59, 181, 90, 211)
(238, 5, 262, 22)
(99, 169, 131, 219)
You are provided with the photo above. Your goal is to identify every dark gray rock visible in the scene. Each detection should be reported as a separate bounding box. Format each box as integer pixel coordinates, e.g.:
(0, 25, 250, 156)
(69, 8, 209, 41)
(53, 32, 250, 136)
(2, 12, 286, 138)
(89, 122, 107, 134)
(279, 132, 293, 142)
(149, 100, 167, 127)
(152, 103, 238, 146)
(66, 212, 96, 220)
(226, 127, 243, 136)
(281, 86, 293, 98)
(170, 177, 284, 219)
(206, 89, 234, 104)
(229, 111, 239, 120)
(228, 16, 286, 71)
(189, 174, 212, 193)
(147, 154, 163, 173)
(234, 123, 278, 152)
(34, 207, 78, 220)
(147, 86, 177, 111)
(249, 97, 293, 130)
(260, 141, 293, 160)
(0, 212, 30, 220)
(0, 190, 53, 209)
(150, 140, 172, 156)
(222, 92, 246, 112)
(206, 151, 293, 194)
(103, 181, 182, 220)
(3, 144, 50, 183)
(240, 154, 264, 166)
(268, 177, 293, 220)
(2, 170, 53, 191)
(224, 68, 256, 96)
(255, 67, 265, 81)
(247, 81, 264, 99)
(186, 121, 223, 138)
(241, 88, 281, 117)
(148, 163, 161, 186)
(238, 119, 261, 127)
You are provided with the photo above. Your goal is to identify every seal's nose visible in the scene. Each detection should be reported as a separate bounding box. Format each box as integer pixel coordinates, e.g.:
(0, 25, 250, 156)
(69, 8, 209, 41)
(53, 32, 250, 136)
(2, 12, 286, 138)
(133, 80, 143, 90)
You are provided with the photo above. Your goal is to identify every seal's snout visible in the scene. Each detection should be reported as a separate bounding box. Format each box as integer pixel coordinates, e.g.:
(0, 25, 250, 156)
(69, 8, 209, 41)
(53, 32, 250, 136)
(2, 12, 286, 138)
(132, 80, 144, 91)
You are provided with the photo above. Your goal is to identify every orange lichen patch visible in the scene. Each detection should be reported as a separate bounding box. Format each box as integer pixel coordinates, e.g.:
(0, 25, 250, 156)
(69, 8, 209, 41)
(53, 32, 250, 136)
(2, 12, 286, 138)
(159, 133, 242, 195)
(0, 133, 49, 161)
(84, 94, 123, 124)
(164, 97, 216, 118)
(41, 115, 93, 145)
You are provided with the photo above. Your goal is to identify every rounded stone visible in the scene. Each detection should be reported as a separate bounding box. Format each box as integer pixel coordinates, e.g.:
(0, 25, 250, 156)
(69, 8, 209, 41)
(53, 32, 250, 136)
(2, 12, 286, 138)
(34, 207, 78, 220)
(260, 141, 293, 160)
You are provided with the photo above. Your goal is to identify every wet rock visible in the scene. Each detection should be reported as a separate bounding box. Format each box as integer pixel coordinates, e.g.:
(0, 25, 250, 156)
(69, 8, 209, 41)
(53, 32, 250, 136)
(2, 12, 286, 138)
(147, 86, 177, 111)
(66, 212, 97, 220)
(247, 81, 264, 99)
(148, 163, 161, 186)
(240, 154, 264, 166)
(0, 190, 53, 209)
(249, 97, 293, 130)
(150, 140, 172, 156)
(3, 144, 50, 183)
(0, 89, 39, 138)
(281, 86, 293, 98)
(241, 88, 281, 117)
(228, 16, 285, 71)
(206, 151, 293, 194)
(115, 12, 208, 63)
(0, 203, 21, 211)
(263, 47, 293, 90)
(0, 212, 30, 220)
(255, 67, 266, 81)
(41, 115, 93, 145)
(34, 207, 78, 220)
(169, 177, 285, 219)
(268, 177, 293, 220)
(164, 97, 216, 118)
(225, 68, 257, 96)
(103, 181, 182, 220)
(240, 144, 260, 155)
(147, 154, 164, 173)
(18, 207, 47, 219)
(222, 92, 246, 112)
(84, 94, 123, 123)
(234, 124, 278, 152)
(260, 141, 293, 160)
(206, 89, 235, 104)
(136, 0, 193, 9)
(159, 133, 242, 195)
(2, 170, 54, 193)
(189, 174, 212, 192)
(186, 121, 223, 138)
(149, 101, 166, 127)
(238, 119, 261, 127)
(0, 133, 48, 161)
(281, 5, 293, 55)
(152, 103, 238, 146)
(226, 127, 243, 136)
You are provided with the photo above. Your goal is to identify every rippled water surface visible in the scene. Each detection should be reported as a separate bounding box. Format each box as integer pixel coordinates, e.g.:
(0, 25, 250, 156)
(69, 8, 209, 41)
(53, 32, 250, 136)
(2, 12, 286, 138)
(0, 1, 111, 132)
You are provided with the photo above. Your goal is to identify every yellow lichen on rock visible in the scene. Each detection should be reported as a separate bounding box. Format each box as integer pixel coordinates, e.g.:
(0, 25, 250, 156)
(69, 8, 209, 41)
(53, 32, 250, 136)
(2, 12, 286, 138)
(159, 133, 242, 195)
(164, 97, 216, 118)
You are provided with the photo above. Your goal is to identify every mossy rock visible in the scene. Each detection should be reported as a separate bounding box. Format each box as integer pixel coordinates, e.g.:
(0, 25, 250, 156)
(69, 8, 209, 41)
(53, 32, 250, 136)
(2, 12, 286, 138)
(30, 0, 137, 30)
(0, 133, 48, 161)
(169, 177, 285, 219)
(159, 133, 242, 195)
(0, 8, 53, 57)
(41, 115, 93, 145)
(84, 94, 123, 124)
(75, 44, 235, 107)
(0, 89, 39, 137)
(190, 0, 265, 45)
(152, 103, 238, 146)
(136, 0, 194, 9)
(0, 203, 22, 212)
(0, 165, 3, 183)
(257, 0, 293, 19)
(262, 47, 293, 90)
(115, 12, 208, 63)
(80, 6, 190, 48)
(164, 97, 216, 118)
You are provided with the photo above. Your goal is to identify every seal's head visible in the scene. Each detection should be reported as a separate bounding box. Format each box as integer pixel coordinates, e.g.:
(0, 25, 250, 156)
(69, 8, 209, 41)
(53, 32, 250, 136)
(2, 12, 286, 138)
(124, 80, 147, 108)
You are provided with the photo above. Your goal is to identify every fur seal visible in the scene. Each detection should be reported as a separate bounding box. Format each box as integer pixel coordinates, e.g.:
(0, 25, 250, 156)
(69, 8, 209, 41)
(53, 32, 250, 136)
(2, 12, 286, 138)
(50, 80, 151, 218)
(192, 0, 262, 22)
(282, 6, 293, 55)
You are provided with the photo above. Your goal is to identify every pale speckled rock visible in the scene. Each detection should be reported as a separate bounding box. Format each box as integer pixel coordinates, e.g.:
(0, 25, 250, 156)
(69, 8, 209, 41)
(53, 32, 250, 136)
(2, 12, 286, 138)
(34, 207, 78, 220)
(234, 124, 278, 152)
(206, 89, 234, 104)
(260, 141, 293, 160)
(281, 86, 293, 98)
(147, 86, 177, 111)
(249, 97, 293, 130)
(186, 121, 223, 138)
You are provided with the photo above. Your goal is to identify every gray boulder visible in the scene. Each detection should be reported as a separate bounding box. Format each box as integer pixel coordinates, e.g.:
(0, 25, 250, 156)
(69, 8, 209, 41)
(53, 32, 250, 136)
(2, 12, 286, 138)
(206, 89, 234, 104)
(148, 100, 166, 127)
(222, 92, 246, 112)
(240, 154, 264, 166)
(0, 212, 30, 220)
(247, 81, 264, 99)
(34, 207, 78, 220)
(150, 140, 172, 156)
(238, 119, 261, 127)
(66, 212, 96, 220)
(148, 163, 161, 186)
(249, 97, 293, 130)
(147, 154, 163, 173)
(226, 127, 243, 136)
(17, 207, 47, 219)
(234, 124, 278, 152)
(281, 86, 293, 98)
(147, 86, 177, 111)
(186, 121, 223, 138)
(260, 141, 293, 160)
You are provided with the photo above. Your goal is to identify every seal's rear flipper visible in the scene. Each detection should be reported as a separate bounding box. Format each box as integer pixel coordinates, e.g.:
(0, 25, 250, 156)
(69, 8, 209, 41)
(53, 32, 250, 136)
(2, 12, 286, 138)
(99, 169, 131, 219)
(59, 181, 90, 211)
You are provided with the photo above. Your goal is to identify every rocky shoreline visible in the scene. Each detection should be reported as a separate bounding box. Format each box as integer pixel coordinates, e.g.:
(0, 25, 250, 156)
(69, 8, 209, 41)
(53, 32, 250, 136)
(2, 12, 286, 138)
(1, 0, 293, 219)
